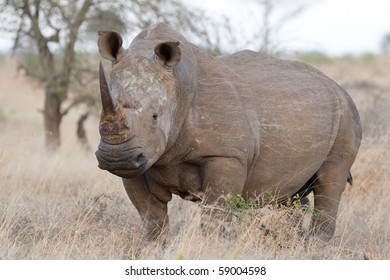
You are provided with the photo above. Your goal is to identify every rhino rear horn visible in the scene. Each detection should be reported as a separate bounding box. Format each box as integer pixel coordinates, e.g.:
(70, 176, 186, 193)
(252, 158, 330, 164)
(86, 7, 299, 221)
(99, 61, 116, 116)
(98, 31, 126, 62)
(154, 41, 181, 67)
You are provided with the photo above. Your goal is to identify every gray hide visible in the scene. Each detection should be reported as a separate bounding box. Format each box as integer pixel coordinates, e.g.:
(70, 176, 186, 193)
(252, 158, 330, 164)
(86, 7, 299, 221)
(95, 23, 362, 241)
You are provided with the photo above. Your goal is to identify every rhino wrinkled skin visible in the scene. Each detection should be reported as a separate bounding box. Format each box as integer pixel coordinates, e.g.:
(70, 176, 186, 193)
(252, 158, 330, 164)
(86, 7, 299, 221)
(95, 23, 362, 241)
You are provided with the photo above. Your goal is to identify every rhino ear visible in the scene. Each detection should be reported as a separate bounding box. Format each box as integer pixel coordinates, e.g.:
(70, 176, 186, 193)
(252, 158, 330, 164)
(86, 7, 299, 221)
(98, 31, 126, 62)
(154, 41, 181, 67)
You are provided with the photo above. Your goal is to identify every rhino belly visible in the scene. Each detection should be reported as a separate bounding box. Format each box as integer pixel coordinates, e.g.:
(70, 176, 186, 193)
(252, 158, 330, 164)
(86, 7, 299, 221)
(245, 148, 326, 202)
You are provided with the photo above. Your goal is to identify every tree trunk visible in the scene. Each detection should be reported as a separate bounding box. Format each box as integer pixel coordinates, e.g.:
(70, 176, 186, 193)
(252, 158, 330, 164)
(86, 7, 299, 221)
(77, 112, 90, 151)
(43, 83, 64, 151)
(44, 92, 62, 151)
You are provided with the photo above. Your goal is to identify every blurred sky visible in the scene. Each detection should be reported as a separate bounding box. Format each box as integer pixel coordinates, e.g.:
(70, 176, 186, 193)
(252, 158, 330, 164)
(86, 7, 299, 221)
(192, 0, 390, 55)
(0, 0, 389, 56)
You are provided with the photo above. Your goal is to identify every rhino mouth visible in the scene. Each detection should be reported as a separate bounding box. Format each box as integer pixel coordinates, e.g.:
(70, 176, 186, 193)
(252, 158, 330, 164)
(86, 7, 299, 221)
(96, 153, 148, 178)
(107, 166, 147, 178)
(95, 140, 149, 178)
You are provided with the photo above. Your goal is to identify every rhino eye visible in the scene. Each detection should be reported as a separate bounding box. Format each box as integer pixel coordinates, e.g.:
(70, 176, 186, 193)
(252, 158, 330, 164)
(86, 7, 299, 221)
(152, 113, 158, 123)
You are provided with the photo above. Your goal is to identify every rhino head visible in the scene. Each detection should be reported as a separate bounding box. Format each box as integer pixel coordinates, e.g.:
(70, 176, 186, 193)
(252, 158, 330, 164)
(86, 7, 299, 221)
(95, 31, 182, 178)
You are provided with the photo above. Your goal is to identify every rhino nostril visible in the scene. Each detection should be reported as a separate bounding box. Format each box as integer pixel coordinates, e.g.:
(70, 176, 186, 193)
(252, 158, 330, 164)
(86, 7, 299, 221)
(136, 153, 147, 165)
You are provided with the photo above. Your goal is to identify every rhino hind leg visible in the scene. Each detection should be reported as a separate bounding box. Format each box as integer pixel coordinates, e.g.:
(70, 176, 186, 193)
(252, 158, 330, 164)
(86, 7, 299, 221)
(310, 164, 348, 240)
(292, 169, 351, 207)
(310, 92, 361, 241)
(310, 154, 358, 240)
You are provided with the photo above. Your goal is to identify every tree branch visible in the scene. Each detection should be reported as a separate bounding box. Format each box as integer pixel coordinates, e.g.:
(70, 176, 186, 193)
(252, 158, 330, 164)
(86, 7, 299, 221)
(22, 0, 55, 75)
(61, 101, 79, 116)
(11, 16, 25, 55)
(62, 0, 93, 82)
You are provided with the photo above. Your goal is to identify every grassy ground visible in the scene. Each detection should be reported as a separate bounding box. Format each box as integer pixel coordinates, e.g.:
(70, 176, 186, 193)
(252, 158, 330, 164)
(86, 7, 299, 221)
(0, 56, 389, 259)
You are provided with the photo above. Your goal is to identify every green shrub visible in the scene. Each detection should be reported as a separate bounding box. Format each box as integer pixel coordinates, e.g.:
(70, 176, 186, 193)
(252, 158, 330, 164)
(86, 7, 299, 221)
(223, 193, 254, 214)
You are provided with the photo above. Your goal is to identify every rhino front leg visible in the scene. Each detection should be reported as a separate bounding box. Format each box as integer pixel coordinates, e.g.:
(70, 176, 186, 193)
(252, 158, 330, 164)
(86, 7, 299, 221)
(122, 176, 171, 240)
(201, 157, 247, 202)
(200, 157, 247, 235)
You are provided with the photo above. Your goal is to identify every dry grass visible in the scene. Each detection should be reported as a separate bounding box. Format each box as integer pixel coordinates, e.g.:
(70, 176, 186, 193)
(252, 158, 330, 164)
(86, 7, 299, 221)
(0, 56, 389, 259)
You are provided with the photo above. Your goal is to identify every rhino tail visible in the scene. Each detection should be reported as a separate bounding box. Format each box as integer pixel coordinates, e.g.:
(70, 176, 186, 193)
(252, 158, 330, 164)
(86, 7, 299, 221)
(347, 171, 353, 186)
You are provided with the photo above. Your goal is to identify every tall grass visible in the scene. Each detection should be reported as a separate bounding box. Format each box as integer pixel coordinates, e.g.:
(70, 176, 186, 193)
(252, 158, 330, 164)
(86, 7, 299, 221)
(0, 57, 389, 259)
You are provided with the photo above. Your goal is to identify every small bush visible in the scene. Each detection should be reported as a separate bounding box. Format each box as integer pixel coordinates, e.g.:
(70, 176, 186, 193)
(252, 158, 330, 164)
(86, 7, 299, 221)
(223, 194, 254, 215)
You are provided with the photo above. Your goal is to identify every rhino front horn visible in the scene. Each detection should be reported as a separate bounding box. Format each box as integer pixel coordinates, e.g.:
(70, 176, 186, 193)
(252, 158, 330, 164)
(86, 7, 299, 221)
(99, 61, 116, 116)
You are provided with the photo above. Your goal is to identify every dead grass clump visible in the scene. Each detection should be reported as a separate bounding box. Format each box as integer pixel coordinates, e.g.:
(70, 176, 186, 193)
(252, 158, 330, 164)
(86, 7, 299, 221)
(154, 198, 331, 260)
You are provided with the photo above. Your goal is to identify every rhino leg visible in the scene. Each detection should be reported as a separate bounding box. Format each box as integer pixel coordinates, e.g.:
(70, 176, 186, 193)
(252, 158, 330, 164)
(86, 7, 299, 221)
(311, 140, 359, 240)
(311, 91, 361, 241)
(201, 157, 247, 202)
(310, 164, 348, 241)
(200, 157, 247, 236)
(122, 176, 171, 240)
(311, 136, 359, 240)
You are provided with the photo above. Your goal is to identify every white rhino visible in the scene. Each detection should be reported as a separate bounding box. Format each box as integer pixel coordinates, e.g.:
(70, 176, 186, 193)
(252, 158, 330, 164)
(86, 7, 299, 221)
(95, 23, 362, 240)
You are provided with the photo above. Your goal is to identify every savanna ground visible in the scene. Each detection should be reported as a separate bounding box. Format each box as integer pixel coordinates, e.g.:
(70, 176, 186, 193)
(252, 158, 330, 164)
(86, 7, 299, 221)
(0, 54, 389, 260)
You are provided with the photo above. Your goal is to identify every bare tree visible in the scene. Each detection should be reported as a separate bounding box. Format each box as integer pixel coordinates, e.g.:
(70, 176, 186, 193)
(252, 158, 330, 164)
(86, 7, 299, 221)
(1, 0, 101, 150)
(179, 0, 314, 55)
(254, 0, 311, 53)
(0, 0, 220, 150)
